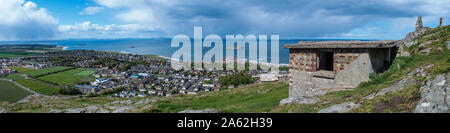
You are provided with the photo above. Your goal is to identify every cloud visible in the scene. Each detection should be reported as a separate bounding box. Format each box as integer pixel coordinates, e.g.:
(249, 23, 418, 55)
(80, 6, 104, 15)
(57, 21, 160, 39)
(0, 0, 58, 41)
(92, 0, 449, 39)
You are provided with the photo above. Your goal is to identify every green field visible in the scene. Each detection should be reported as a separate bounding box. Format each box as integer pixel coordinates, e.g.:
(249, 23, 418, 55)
(15, 79, 60, 95)
(0, 51, 38, 58)
(75, 70, 96, 76)
(0, 80, 31, 103)
(4, 74, 25, 80)
(10, 67, 34, 73)
(38, 68, 94, 85)
(0, 54, 27, 58)
(24, 66, 72, 77)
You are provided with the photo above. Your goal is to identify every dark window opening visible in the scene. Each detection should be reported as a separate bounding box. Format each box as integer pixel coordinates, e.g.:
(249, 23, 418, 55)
(318, 52, 334, 71)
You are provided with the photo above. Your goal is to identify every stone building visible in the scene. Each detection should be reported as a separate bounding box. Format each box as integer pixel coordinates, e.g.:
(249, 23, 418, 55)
(283, 40, 397, 99)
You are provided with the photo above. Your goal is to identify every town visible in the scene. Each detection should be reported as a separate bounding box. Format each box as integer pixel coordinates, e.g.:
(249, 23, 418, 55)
(0, 46, 288, 99)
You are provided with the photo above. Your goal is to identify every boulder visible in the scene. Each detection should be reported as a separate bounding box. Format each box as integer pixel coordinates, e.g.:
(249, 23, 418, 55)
(280, 97, 320, 105)
(318, 102, 361, 113)
(398, 46, 411, 57)
(418, 40, 432, 49)
(49, 108, 86, 113)
(364, 77, 416, 100)
(110, 106, 133, 113)
(178, 109, 219, 113)
(85, 105, 110, 113)
(419, 47, 432, 55)
(415, 74, 449, 113)
(110, 100, 133, 105)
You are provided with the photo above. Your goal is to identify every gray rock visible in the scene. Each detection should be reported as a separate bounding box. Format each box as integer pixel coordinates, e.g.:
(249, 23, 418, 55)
(110, 106, 133, 113)
(407, 64, 433, 77)
(419, 47, 432, 55)
(415, 74, 449, 113)
(178, 109, 219, 113)
(49, 108, 86, 113)
(280, 98, 296, 105)
(404, 40, 418, 47)
(66, 108, 86, 113)
(280, 97, 320, 105)
(48, 110, 63, 113)
(110, 100, 133, 105)
(85, 105, 110, 113)
(318, 102, 361, 113)
(418, 40, 432, 49)
(398, 46, 411, 57)
(135, 98, 157, 105)
(364, 77, 416, 100)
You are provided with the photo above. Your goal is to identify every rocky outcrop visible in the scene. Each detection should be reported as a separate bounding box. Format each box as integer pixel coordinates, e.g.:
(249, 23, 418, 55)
(280, 97, 320, 105)
(48, 98, 158, 113)
(415, 73, 450, 113)
(49, 108, 86, 113)
(396, 28, 430, 57)
(364, 78, 416, 100)
(178, 109, 219, 113)
(317, 102, 361, 113)
(364, 65, 433, 100)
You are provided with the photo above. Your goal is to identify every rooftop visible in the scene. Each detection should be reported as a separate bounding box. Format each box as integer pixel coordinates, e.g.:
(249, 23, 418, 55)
(283, 40, 397, 49)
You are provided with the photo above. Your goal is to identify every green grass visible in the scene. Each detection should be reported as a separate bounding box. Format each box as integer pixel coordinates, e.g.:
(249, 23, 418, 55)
(24, 66, 72, 77)
(0, 54, 27, 58)
(0, 51, 38, 58)
(10, 67, 34, 73)
(0, 80, 31, 103)
(5, 74, 25, 80)
(144, 82, 289, 113)
(15, 79, 60, 95)
(75, 70, 96, 76)
(38, 68, 94, 85)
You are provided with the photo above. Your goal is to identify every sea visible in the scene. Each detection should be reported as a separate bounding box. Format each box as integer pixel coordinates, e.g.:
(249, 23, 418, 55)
(0, 38, 374, 65)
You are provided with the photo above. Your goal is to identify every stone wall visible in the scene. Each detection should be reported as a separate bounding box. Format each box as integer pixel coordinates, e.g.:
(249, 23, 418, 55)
(334, 49, 367, 73)
(289, 49, 316, 72)
(334, 53, 371, 87)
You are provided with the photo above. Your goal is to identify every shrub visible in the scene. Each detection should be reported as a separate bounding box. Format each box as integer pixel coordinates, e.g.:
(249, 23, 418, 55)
(59, 86, 82, 95)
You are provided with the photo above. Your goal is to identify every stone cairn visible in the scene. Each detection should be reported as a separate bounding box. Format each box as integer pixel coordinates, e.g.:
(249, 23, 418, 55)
(416, 16, 423, 31)
(438, 17, 443, 28)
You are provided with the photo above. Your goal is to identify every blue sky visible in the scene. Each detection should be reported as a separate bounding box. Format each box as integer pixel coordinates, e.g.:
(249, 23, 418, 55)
(0, 0, 448, 41)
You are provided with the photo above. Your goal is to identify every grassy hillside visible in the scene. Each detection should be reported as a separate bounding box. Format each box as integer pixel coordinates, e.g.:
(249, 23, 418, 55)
(144, 82, 288, 113)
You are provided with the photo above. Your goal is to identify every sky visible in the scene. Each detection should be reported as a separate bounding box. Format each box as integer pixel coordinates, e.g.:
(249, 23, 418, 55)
(0, 0, 449, 41)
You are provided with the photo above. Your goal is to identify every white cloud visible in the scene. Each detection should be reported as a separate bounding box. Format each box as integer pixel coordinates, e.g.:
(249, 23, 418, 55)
(0, 0, 58, 41)
(57, 21, 158, 39)
(80, 6, 104, 15)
